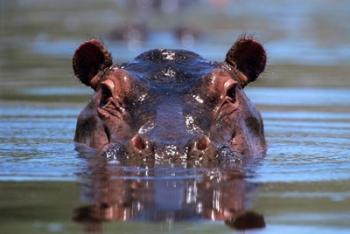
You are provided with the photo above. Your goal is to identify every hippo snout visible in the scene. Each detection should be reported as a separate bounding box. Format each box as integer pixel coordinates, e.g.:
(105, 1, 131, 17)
(124, 134, 218, 160)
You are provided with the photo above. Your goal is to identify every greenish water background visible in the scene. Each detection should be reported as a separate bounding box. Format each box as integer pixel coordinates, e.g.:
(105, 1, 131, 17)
(1, 1, 350, 233)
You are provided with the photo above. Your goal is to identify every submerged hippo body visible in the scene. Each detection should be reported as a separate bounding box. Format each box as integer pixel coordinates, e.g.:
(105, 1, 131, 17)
(73, 37, 267, 162)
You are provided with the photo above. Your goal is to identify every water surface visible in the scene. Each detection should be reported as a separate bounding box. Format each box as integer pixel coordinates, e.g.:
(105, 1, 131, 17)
(1, 1, 350, 233)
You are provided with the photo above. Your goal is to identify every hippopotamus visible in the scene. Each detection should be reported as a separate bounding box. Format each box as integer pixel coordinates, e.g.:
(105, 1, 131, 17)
(72, 36, 267, 162)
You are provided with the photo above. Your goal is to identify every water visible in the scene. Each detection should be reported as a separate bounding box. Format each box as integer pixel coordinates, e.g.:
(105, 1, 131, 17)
(1, 1, 350, 233)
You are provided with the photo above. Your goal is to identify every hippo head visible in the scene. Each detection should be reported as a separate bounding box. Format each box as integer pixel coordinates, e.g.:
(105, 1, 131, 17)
(73, 37, 266, 163)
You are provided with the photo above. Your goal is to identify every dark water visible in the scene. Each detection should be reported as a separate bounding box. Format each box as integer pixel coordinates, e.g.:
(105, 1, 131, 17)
(1, 1, 350, 233)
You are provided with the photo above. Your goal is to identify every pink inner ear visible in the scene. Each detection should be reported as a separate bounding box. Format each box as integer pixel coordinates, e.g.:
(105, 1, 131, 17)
(73, 40, 112, 87)
(226, 38, 266, 82)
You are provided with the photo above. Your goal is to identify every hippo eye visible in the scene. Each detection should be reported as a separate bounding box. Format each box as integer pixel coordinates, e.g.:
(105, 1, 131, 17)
(100, 84, 113, 107)
(226, 84, 237, 102)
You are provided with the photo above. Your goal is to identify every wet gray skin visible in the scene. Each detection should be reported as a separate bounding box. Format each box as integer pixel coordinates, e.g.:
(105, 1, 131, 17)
(73, 37, 267, 164)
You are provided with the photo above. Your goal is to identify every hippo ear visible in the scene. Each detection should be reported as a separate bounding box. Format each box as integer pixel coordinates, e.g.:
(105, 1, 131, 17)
(73, 39, 113, 89)
(225, 37, 266, 86)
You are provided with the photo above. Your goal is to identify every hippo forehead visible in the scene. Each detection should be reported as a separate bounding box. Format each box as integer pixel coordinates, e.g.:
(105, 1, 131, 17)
(121, 49, 219, 93)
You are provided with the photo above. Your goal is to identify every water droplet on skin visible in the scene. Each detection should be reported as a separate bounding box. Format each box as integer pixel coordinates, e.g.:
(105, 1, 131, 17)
(138, 121, 155, 134)
(104, 144, 122, 164)
(138, 93, 147, 102)
(185, 114, 203, 134)
(192, 94, 204, 104)
(163, 67, 176, 77)
(161, 50, 176, 60)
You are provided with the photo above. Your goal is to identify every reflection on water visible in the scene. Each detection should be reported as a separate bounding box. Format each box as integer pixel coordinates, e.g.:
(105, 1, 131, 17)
(73, 146, 265, 232)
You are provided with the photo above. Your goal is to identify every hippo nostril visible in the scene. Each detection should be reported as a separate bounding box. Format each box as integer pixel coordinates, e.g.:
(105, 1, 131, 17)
(196, 136, 211, 151)
(188, 136, 218, 162)
(127, 134, 155, 160)
(131, 134, 146, 151)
